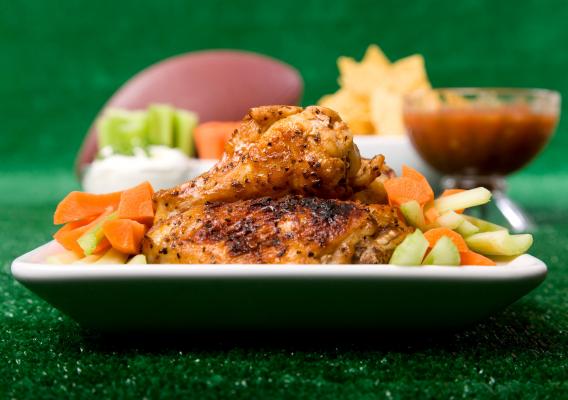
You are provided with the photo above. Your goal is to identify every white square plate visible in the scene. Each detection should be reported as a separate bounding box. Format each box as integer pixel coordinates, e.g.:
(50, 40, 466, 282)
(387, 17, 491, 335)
(12, 241, 547, 332)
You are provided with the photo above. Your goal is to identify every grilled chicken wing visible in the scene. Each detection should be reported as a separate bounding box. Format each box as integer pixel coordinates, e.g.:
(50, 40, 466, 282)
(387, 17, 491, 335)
(143, 196, 411, 264)
(154, 105, 388, 221)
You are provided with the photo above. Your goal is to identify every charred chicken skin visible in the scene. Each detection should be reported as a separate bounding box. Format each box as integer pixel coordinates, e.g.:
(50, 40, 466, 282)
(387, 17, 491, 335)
(143, 196, 411, 264)
(144, 105, 410, 264)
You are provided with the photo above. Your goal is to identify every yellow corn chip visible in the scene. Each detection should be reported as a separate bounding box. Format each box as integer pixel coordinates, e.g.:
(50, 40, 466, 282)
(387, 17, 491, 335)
(319, 44, 432, 135)
(338, 46, 391, 96)
(385, 55, 430, 94)
(319, 89, 374, 134)
(362, 44, 391, 70)
(370, 88, 406, 135)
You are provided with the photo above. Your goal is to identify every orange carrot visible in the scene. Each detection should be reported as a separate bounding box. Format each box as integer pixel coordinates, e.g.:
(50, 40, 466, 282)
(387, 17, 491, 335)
(102, 219, 147, 255)
(384, 177, 434, 207)
(460, 251, 497, 266)
(442, 189, 466, 196)
(402, 165, 434, 201)
(53, 218, 94, 253)
(424, 227, 469, 252)
(194, 121, 241, 159)
(54, 191, 122, 224)
(424, 201, 440, 224)
(54, 209, 113, 256)
(402, 165, 429, 183)
(441, 189, 466, 213)
(117, 181, 154, 225)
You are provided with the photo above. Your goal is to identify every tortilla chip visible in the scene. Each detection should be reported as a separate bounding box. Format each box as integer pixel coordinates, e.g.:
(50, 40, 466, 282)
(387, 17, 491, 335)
(384, 55, 430, 94)
(338, 45, 391, 96)
(320, 44, 433, 135)
(362, 44, 391, 70)
(370, 88, 406, 135)
(319, 89, 374, 134)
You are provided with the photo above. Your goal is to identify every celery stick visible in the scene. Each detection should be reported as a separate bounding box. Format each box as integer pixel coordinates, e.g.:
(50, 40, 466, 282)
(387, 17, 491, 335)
(463, 215, 508, 233)
(434, 187, 492, 213)
(389, 229, 429, 266)
(46, 251, 81, 264)
(437, 210, 464, 230)
(455, 219, 480, 237)
(95, 248, 128, 264)
(422, 236, 460, 266)
(465, 231, 533, 256)
(147, 104, 175, 146)
(97, 109, 148, 155)
(77, 212, 118, 256)
(127, 254, 147, 265)
(400, 200, 426, 230)
(73, 255, 102, 264)
(174, 109, 198, 156)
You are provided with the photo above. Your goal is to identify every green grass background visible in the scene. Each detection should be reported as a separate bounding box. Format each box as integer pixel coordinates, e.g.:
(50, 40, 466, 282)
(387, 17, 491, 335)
(1, 0, 567, 398)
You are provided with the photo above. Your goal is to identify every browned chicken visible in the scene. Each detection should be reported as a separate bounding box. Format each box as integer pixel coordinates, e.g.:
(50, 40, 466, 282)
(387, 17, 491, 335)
(153, 105, 389, 222)
(143, 196, 411, 264)
(144, 105, 408, 264)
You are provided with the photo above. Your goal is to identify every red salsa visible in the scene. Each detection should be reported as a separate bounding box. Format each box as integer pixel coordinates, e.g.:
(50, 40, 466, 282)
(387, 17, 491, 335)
(404, 105, 558, 175)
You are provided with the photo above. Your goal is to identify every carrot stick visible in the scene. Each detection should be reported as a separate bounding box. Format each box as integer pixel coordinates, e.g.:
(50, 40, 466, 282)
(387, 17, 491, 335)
(423, 227, 469, 252)
(460, 251, 497, 266)
(117, 181, 154, 225)
(441, 189, 466, 214)
(402, 165, 434, 201)
(442, 189, 466, 196)
(54, 209, 113, 256)
(424, 201, 440, 224)
(54, 191, 122, 224)
(102, 219, 147, 255)
(194, 121, 240, 159)
(53, 218, 94, 255)
(384, 176, 434, 206)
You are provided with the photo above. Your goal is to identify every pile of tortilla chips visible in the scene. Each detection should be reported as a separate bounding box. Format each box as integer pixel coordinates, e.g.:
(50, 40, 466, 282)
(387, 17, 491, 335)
(318, 45, 431, 135)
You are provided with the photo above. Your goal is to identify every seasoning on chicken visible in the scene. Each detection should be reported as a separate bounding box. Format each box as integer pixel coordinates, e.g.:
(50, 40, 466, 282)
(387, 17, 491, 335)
(144, 105, 408, 264)
(143, 195, 411, 264)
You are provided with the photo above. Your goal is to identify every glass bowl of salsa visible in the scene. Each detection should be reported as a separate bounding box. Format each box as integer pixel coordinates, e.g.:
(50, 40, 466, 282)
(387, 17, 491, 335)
(403, 88, 560, 231)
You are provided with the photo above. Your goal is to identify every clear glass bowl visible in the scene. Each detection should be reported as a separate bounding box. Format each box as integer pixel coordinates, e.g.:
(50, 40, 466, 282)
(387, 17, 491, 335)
(403, 88, 561, 232)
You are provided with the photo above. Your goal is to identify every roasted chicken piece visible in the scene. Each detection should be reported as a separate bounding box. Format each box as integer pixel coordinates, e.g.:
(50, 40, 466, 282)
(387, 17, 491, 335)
(143, 196, 411, 264)
(154, 105, 389, 221)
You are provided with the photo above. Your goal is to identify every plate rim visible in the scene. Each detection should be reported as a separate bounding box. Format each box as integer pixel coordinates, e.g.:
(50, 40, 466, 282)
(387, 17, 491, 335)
(12, 241, 548, 283)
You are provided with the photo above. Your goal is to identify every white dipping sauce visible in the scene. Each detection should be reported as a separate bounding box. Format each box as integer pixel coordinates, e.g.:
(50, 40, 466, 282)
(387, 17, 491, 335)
(82, 146, 216, 193)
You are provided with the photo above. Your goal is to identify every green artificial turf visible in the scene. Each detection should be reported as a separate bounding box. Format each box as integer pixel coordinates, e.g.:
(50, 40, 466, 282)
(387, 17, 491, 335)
(2, 0, 568, 397)
(1, 172, 567, 399)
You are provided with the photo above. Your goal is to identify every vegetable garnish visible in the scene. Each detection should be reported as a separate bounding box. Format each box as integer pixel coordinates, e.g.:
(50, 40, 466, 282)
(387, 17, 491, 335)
(423, 228, 468, 253)
(459, 251, 497, 266)
(49, 165, 532, 267)
(53, 191, 121, 224)
(194, 121, 241, 159)
(102, 219, 146, 255)
(466, 231, 533, 257)
(423, 236, 460, 266)
(402, 165, 435, 201)
(440, 189, 466, 213)
(387, 165, 533, 266)
(384, 177, 432, 207)
(117, 181, 154, 225)
(97, 104, 198, 157)
(389, 229, 429, 266)
(51, 182, 155, 264)
(54, 210, 114, 256)
(76, 211, 118, 256)
(384, 165, 435, 207)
